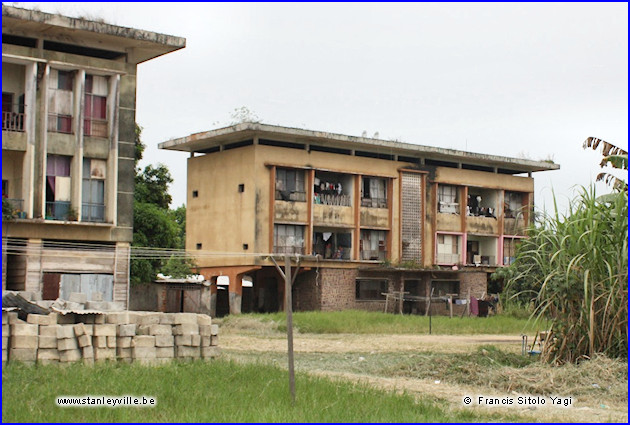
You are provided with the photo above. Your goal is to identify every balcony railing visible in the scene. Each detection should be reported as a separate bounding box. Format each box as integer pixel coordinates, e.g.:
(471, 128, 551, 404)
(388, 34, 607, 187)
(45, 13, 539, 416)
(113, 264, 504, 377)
(82, 202, 105, 222)
(314, 193, 351, 207)
(45, 201, 72, 220)
(48, 114, 73, 134)
(2, 198, 26, 219)
(84, 118, 108, 138)
(361, 197, 387, 208)
(276, 190, 306, 202)
(273, 246, 305, 255)
(360, 249, 387, 261)
(2, 107, 25, 132)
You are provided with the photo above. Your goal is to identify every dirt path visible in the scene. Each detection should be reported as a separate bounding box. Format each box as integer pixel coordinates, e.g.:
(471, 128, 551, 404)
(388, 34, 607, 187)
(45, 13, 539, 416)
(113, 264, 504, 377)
(221, 332, 627, 423)
(222, 333, 523, 354)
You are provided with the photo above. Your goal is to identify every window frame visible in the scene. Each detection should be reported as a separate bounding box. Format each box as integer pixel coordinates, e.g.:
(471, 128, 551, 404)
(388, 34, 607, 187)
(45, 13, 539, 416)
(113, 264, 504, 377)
(355, 279, 389, 301)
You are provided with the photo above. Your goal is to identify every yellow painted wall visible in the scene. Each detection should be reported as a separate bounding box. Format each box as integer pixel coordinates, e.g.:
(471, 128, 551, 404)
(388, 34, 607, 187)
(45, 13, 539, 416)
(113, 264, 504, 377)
(185, 141, 537, 269)
(2, 150, 24, 199)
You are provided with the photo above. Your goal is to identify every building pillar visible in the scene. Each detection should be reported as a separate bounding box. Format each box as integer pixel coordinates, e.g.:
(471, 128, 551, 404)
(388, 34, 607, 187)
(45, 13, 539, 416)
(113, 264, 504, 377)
(23, 61, 38, 218)
(72, 69, 85, 220)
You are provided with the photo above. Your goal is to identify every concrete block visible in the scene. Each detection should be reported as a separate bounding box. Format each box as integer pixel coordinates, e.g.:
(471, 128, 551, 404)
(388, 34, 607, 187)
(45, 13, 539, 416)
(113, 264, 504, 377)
(126, 312, 143, 324)
(155, 335, 174, 347)
(149, 324, 172, 336)
(201, 346, 221, 359)
(107, 336, 117, 348)
(117, 337, 132, 348)
(132, 335, 156, 348)
(11, 335, 38, 349)
(37, 348, 60, 362)
(173, 324, 199, 335)
(69, 292, 88, 304)
(39, 325, 59, 337)
(2, 349, 7, 362)
(2, 324, 9, 336)
(211, 324, 219, 336)
(132, 346, 157, 359)
(2, 310, 8, 325)
(197, 314, 212, 326)
(57, 338, 79, 351)
(59, 349, 82, 362)
(77, 334, 92, 348)
(159, 313, 176, 325)
(9, 348, 37, 362)
(2, 336, 8, 349)
(106, 312, 130, 324)
(94, 348, 115, 361)
(116, 347, 132, 359)
(176, 345, 200, 358)
(199, 325, 212, 337)
(156, 347, 174, 358)
(117, 324, 136, 337)
(191, 334, 201, 347)
(93, 324, 116, 337)
(136, 325, 150, 335)
(173, 313, 197, 325)
(8, 312, 23, 324)
(201, 336, 211, 347)
(93, 336, 108, 348)
(73, 323, 89, 337)
(38, 336, 58, 349)
(174, 335, 192, 346)
(11, 323, 38, 336)
(210, 335, 218, 346)
(85, 301, 107, 310)
(106, 302, 125, 311)
(65, 301, 85, 311)
(137, 314, 161, 326)
(82, 345, 94, 358)
(56, 325, 75, 339)
(91, 292, 104, 302)
(27, 313, 57, 325)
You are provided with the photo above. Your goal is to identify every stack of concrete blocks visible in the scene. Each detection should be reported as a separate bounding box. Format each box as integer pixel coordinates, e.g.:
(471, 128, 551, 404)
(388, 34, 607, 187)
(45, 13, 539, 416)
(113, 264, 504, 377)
(2, 311, 9, 365)
(1, 310, 220, 365)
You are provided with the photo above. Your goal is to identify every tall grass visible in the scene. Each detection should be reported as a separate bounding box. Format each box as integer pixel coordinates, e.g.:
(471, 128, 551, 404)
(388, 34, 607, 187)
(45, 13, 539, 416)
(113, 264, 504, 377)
(505, 186, 627, 363)
(228, 310, 543, 335)
(2, 360, 493, 423)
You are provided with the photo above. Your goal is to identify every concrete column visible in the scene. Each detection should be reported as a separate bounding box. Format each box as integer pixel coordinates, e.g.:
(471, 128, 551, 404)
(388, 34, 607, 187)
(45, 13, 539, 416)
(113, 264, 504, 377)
(72, 70, 85, 220)
(2, 237, 7, 291)
(33, 64, 50, 218)
(106, 74, 120, 225)
(228, 272, 244, 315)
(23, 62, 38, 218)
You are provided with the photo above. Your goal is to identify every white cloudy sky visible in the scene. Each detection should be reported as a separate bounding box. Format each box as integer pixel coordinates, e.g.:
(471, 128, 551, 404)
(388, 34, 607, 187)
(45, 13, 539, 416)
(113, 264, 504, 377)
(12, 2, 628, 212)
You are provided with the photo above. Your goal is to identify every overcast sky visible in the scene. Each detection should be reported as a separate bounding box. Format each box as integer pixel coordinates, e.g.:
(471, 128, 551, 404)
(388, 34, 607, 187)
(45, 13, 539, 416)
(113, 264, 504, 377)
(13, 2, 628, 213)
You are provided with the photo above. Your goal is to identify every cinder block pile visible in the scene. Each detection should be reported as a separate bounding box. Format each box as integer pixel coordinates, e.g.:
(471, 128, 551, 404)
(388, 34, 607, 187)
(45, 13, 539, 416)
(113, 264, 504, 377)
(1, 310, 220, 366)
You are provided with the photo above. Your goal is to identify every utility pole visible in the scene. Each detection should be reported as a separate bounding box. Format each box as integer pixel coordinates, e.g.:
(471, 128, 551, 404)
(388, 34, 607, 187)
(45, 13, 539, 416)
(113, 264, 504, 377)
(284, 254, 295, 403)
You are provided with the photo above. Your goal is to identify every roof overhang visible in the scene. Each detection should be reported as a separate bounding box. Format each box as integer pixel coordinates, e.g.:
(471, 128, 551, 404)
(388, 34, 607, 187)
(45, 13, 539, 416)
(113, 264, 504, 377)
(159, 122, 560, 174)
(2, 5, 186, 64)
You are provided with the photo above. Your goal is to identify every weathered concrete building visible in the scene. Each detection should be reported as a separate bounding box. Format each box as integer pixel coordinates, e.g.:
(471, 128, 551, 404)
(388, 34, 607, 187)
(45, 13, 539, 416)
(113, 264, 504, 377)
(160, 127, 558, 316)
(2, 6, 185, 305)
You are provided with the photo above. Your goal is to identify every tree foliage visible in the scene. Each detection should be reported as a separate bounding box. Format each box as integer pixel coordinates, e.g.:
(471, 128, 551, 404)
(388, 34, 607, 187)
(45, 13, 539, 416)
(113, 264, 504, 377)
(504, 137, 629, 365)
(130, 125, 194, 284)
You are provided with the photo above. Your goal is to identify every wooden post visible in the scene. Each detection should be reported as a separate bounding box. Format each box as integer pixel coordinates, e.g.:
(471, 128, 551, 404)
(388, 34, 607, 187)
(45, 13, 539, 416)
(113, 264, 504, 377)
(425, 287, 434, 317)
(449, 295, 453, 319)
(284, 255, 296, 404)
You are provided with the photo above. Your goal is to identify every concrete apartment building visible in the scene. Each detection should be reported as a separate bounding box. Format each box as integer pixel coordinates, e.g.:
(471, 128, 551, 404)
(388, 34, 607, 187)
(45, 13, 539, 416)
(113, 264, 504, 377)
(160, 123, 559, 316)
(2, 6, 185, 305)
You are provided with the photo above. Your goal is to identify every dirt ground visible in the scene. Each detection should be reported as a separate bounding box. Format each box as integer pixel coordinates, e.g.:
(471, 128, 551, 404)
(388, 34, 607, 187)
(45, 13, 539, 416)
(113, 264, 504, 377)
(220, 330, 628, 423)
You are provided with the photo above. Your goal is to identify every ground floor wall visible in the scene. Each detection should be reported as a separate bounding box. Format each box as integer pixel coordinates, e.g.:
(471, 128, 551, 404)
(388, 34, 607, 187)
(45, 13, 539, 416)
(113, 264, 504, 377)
(2, 238, 130, 307)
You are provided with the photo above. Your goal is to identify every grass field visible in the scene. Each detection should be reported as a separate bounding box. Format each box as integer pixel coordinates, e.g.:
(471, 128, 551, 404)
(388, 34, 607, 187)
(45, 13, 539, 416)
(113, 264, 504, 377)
(1, 359, 524, 423)
(221, 310, 547, 335)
